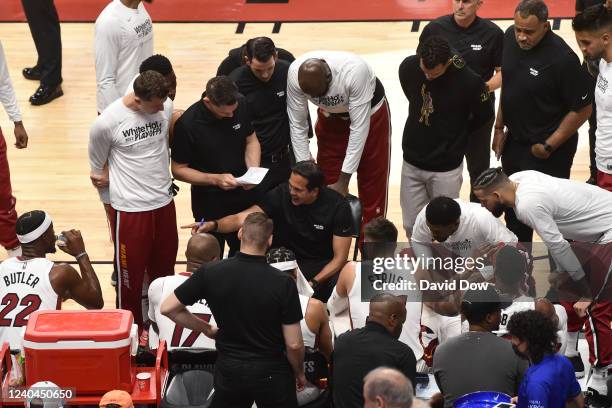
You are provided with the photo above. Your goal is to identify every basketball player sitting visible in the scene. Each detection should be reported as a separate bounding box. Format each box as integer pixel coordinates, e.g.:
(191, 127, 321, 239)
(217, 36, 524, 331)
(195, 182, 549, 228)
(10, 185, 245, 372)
(0, 210, 103, 351)
(147, 233, 220, 351)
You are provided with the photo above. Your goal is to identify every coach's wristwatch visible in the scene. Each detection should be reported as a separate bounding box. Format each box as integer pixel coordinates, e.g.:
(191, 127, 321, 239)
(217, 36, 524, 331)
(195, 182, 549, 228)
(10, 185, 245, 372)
(309, 278, 320, 290)
(543, 142, 554, 153)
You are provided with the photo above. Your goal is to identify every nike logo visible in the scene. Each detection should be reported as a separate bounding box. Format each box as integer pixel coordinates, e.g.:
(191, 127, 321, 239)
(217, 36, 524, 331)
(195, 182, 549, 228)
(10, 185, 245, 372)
(581, 94, 588, 100)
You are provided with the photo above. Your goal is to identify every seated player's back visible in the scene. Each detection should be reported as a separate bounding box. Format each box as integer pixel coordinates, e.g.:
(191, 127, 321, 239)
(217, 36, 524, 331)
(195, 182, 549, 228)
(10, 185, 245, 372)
(148, 273, 216, 350)
(0, 257, 59, 349)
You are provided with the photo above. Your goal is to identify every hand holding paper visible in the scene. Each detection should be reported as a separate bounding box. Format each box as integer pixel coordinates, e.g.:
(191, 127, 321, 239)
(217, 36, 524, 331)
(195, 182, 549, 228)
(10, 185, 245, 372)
(236, 167, 269, 186)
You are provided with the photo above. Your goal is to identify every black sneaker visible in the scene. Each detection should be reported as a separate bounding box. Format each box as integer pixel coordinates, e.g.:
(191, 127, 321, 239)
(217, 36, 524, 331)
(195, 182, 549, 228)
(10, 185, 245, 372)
(568, 354, 585, 379)
(585, 388, 610, 408)
(22, 66, 41, 80)
(29, 84, 63, 106)
(111, 270, 117, 287)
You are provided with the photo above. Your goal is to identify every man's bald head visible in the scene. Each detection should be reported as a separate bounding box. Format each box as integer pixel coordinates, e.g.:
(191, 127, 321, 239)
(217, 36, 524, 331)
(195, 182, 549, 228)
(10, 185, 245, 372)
(368, 293, 407, 339)
(185, 233, 221, 272)
(535, 298, 559, 328)
(298, 58, 331, 98)
(363, 367, 414, 408)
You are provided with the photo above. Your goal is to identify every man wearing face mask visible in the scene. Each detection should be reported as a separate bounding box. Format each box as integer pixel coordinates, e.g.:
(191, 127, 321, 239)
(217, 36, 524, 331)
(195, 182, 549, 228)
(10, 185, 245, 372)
(493, 0, 593, 244)
(332, 293, 416, 408)
(508, 310, 585, 408)
(420, 0, 504, 202)
(0, 210, 103, 351)
(398, 35, 493, 238)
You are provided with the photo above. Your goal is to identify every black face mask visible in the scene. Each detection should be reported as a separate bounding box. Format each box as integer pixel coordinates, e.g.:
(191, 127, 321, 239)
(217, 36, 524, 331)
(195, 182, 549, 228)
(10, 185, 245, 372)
(512, 344, 528, 360)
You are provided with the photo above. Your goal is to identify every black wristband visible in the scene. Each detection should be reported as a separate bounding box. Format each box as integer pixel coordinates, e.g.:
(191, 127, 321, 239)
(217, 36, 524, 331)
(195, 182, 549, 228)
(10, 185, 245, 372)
(310, 278, 319, 289)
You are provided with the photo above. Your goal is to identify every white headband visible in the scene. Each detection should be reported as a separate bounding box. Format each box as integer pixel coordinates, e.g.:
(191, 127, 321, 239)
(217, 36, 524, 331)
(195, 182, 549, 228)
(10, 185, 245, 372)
(270, 260, 298, 271)
(17, 212, 52, 244)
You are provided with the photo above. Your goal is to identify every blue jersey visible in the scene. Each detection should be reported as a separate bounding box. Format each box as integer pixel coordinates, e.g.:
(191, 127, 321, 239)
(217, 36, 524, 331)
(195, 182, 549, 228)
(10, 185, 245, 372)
(517, 354, 581, 408)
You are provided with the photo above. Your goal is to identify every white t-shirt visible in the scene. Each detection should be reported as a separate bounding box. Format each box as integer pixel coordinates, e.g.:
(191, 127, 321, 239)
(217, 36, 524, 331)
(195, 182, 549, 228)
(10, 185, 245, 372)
(0, 257, 59, 350)
(148, 273, 217, 350)
(511, 171, 612, 279)
(345, 263, 424, 360)
(287, 51, 377, 174)
(411, 199, 518, 269)
(0, 41, 21, 123)
(88, 98, 172, 212)
(95, 0, 154, 113)
(595, 59, 612, 174)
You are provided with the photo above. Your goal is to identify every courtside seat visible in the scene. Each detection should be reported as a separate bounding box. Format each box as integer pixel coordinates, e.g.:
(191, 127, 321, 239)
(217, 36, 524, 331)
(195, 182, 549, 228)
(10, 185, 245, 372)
(161, 349, 217, 408)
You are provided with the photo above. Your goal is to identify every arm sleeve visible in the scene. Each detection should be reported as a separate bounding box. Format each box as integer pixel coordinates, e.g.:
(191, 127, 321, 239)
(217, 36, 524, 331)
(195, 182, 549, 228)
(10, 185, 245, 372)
(493, 28, 504, 68)
(398, 345, 417, 389)
(478, 207, 519, 244)
(174, 269, 207, 306)
(332, 199, 354, 237)
(410, 210, 435, 260)
(216, 55, 237, 76)
(95, 20, 122, 112)
(287, 61, 312, 162)
(343, 66, 374, 173)
(281, 277, 303, 324)
(0, 42, 21, 122)
(170, 118, 194, 164)
(559, 52, 593, 111)
(518, 200, 585, 280)
(467, 76, 495, 131)
(398, 56, 415, 99)
(88, 119, 112, 203)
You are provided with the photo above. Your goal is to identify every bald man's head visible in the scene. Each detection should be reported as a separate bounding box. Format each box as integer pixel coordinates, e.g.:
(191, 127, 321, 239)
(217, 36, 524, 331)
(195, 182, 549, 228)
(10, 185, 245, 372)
(368, 293, 406, 339)
(298, 58, 331, 98)
(535, 298, 559, 328)
(363, 367, 414, 408)
(185, 233, 221, 272)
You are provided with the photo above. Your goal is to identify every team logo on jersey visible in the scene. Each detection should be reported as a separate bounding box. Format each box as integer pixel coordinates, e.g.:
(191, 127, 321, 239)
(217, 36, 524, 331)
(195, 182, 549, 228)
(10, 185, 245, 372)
(313, 224, 324, 230)
(451, 55, 465, 69)
(470, 44, 483, 51)
(597, 75, 608, 94)
(419, 84, 434, 126)
(529, 68, 539, 77)
(122, 121, 163, 143)
(232, 123, 241, 130)
(276, 91, 285, 97)
(134, 19, 153, 38)
(317, 94, 345, 107)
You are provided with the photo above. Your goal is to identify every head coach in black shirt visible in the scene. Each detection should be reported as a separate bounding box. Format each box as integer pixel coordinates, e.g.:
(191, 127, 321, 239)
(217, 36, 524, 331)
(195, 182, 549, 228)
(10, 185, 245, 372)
(184, 161, 353, 302)
(229, 37, 292, 193)
(216, 39, 295, 77)
(162, 212, 306, 407)
(171, 76, 261, 257)
(398, 35, 494, 237)
(493, 0, 593, 243)
(332, 293, 417, 408)
(420, 0, 503, 202)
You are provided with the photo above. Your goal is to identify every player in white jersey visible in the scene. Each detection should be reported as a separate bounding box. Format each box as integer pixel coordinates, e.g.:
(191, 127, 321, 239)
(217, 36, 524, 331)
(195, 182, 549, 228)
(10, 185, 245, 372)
(89, 71, 178, 329)
(287, 51, 391, 231)
(148, 234, 220, 351)
(329, 218, 423, 361)
(411, 196, 518, 367)
(474, 167, 612, 402)
(94, 0, 154, 114)
(0, 211, 103, 350)
(573, 6, 612, 191)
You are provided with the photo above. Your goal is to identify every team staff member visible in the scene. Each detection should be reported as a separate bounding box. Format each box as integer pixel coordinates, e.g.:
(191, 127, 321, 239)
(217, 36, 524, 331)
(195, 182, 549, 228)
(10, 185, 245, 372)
(508, 311, 584, 408)
(420, 0, 504, 202)
(186, 161, 352, 302)
(171, 76, 261, 257)
(21, 0, 63, 105)
(0, 211, 103, 350)
(0, 41, 29, 258)
(89, 71, 178, 328)
(287, 50, 391, 229)
(217, 39, 295, 76)
(474, 167, 612, 404)
(162, 213, 306, 407)
(398, 35, 494, 237)
(493, 0, 593, 243)
(229, 37, 292, 192)
(574, 6, 612, 191)
(575, 0, 612, 185)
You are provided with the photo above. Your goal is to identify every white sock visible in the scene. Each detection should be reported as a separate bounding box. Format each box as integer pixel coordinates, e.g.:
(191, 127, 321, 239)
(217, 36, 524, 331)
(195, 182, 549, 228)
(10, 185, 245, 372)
(565, 332, 579, 357)
(6, 246, 21, 258)
(587, 366, 609, 395)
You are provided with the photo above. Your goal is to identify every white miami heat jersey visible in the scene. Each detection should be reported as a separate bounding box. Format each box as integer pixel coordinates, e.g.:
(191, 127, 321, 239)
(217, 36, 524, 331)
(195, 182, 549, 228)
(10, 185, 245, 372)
(347, 263, 424, 360)
(0, 257, 59, 350)
(148, 273, 216, 350)
(496, 296, 535, 337)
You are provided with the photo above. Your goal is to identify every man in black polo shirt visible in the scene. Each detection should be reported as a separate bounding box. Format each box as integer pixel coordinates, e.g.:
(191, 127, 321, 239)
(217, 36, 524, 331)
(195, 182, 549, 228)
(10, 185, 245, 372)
(494, 0, 592, 243)
(398, 35, 494, 237)
(171, 76, 261, 256)
(420, 0, 503, 202)
(229, 37, 291, 193)
(332, 293, 416, 408)
(216, 39, 295, 77)
(161, 212, 306, 407)
(186, 161, 353, 302)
